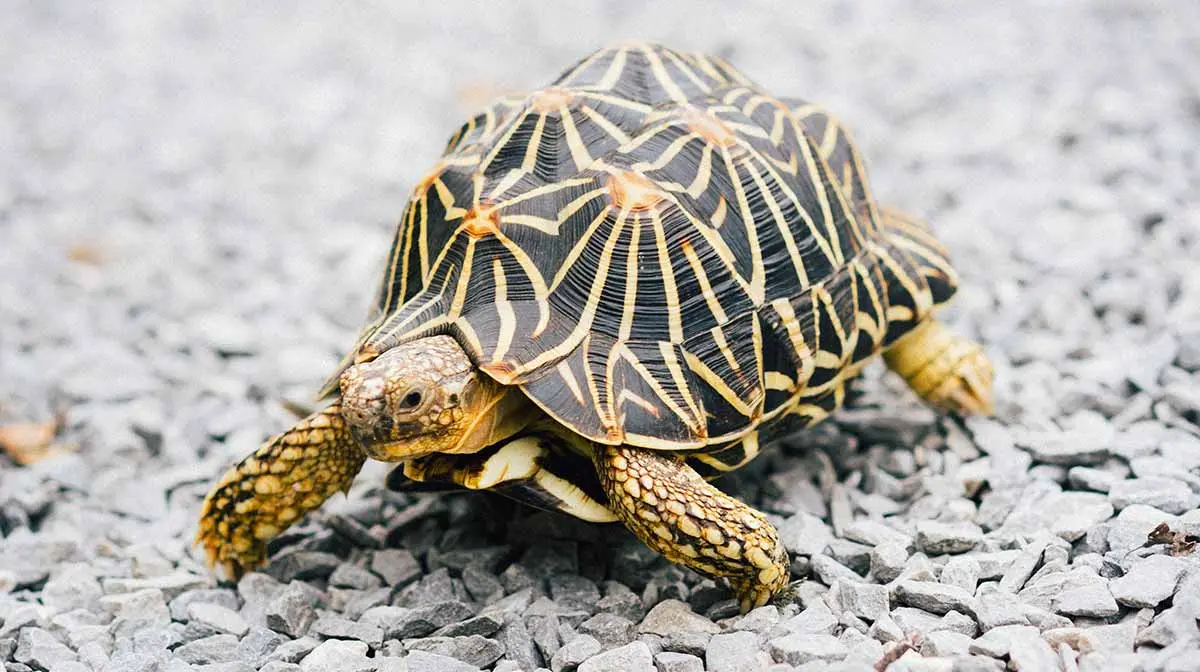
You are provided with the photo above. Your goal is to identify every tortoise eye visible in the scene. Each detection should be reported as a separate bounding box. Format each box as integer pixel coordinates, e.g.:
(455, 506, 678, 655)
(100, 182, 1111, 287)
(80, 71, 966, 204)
(399, 389, 424, 410)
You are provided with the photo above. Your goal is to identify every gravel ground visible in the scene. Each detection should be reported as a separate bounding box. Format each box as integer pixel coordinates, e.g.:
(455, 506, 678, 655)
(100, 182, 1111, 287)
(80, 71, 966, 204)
(3, 1, 1200, 671)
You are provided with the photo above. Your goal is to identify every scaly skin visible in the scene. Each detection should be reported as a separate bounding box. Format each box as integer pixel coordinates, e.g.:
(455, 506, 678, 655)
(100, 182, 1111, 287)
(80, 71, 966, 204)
(593, 443, 790, 613)
(195, 406, 365, 578)
(884, 318, 995, 416)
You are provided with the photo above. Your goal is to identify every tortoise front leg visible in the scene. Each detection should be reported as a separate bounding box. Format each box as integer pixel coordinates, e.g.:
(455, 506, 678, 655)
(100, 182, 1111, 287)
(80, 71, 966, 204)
(196, 406, 366, 578)
(594, 443, 790, 613)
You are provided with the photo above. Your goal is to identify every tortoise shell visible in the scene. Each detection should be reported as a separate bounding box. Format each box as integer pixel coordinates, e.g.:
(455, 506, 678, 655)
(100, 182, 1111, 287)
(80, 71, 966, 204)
(323, 43, 957, 452)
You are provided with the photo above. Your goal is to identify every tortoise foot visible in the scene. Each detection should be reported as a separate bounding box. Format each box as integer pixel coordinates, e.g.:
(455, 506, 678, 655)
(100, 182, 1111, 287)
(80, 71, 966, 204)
(593, 443, 790, 614)
(195, 406, 365, 579)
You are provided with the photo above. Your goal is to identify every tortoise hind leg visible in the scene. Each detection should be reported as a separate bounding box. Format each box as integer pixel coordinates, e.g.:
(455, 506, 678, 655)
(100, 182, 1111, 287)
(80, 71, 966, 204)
(196, 406, 366, 578)
(884, 318, 994, 415)
(594, 443, 790, 613)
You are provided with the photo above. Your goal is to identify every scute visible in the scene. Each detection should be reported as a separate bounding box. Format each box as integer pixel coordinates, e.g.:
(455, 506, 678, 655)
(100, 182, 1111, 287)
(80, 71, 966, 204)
(324, 43, 959, 449)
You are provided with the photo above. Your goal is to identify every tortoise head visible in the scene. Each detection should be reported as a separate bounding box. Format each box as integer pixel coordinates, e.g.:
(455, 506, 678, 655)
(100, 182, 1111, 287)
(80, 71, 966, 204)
(338, 335, 532, 461)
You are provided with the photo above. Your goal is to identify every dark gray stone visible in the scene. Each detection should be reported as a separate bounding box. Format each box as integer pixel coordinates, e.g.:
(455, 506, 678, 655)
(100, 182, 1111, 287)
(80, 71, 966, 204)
(403, 635, 504, 668)
(362, 601, 476, 640)
(266, 552, 342, 583)
(577, 612, 637, 649)
(432, 613, 504, 638)
(265, 582, 321, 637)
(370, 549, 422, 588)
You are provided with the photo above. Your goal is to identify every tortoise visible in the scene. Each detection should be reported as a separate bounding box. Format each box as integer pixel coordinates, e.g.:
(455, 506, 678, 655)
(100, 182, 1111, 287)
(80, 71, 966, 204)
(197, 43, 993, 611)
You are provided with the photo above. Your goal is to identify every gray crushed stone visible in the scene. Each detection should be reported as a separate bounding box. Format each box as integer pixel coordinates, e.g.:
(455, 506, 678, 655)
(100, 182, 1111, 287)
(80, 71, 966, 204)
(3, 1, 1200, 671)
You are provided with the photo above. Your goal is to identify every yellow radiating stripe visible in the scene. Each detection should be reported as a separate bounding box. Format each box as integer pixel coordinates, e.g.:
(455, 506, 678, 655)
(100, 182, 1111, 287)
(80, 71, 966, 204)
(690, 54, 729, 83)
(734, 156, 767, 302)
(726, 121, 768, 139)
(854, 261, 885, 341)
(642, 45, 689, 103)
(751, 313, 765, 410)
(618, 344, 700, 435)
(764, 150, 799, 177)
(715, 144, 763, 301)
(768, 297, 816, 386)
(512, 209, 627, 377)
(789, 102, 821, 119)
(794, 134, 843, 264)
(587, 334, 620, 438)
(578, 90, 652, 115)
(710, 55, 751, 84)
(658, 341, 702, 426)
(501, 214, 569, 235)
(616, 388, 659, 417)
(711, 324, 739, 373)
(455, 316, 485, 361)
(634, 128, 696, 172)
(480, 108, 530, 176)
(681, 240, 728, 324)
(594, 46, 629, 91)
(765, 371, 794, 391)
(750, 124, 838, 265)
(491, 258, 515, 363)
(820, 116, 841, 158)
(721, 86, 751, 106)
(650, 210, 684, 344)
(617, 212, 641, 343)
(683, 349, 755, 417)
(769, 108, 787, 145)
(446, 237, 477, 320)
(497, 177, 594, 209)
(815, 286, 849, 346)
(560, 47, 608, 87)
(710, 196, 727, 229)
(550, 205, 614, 291)
(558, 104, 594, 172)
(487, 111, 547, 200)
(739, 93, 775, 118)
(686, 143, 715, 198)
(580, 104, 632, 145)
(661, 48, 711, 93)
(874, 243, 930, 314)
(889, 233, 956, 280)
(418, 184, 431, 281)
(556, 359, 586, 405)
(432, 178, 458, 215)
(664, 190, 755, 301)
(384, 200, 415, 313)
